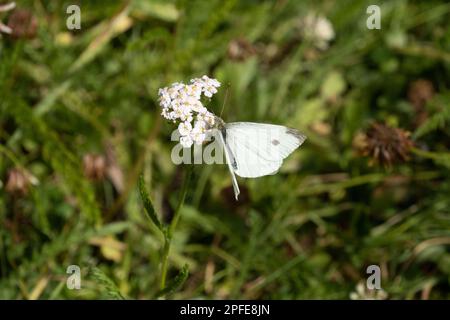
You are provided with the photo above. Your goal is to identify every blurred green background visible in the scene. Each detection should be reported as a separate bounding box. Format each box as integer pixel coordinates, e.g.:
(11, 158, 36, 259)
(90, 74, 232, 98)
(0, 0, 449, 299)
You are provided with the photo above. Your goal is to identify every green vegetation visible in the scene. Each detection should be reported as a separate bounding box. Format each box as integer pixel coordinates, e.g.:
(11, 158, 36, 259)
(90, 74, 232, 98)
(0, 0, 449, 299)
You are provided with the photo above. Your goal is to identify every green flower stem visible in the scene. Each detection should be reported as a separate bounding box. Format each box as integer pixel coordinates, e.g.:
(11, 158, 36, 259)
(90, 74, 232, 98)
(412, 147, 449, 160)
(160, 236, 171, 290)
(160, 166, 193, 290)
(0, 144, 23, 167)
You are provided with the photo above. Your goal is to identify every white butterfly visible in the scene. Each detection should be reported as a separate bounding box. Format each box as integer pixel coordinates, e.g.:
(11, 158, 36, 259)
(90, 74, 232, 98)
(214, 117, 307, 200)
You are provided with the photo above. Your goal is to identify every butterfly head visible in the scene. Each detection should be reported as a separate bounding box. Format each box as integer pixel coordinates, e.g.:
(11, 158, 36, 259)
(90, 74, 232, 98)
(213, 115, 226, 130)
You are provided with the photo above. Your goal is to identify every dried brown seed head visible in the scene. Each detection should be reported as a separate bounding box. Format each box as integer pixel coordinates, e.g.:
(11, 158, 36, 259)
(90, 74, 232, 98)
(355, 122, 414, 167)
(7, 8, 38, 39)
(5, 167, 32, 196)
(407, 79, 435, 109)
(227, 38, 256, 62)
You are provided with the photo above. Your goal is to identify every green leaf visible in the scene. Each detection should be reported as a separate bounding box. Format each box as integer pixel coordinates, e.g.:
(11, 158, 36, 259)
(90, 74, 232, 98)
(155, 264, 189, 298)
(412, 148, 450, 169)
(138, 175, 163, 232)
(9, 101, 102, 226)
(69, 5, 132, 73)
(131, 1, 180, 22)
(320, 71, 346, 100)
(413, 104, 450, 138)
(34, 80, 72, 116)
(293, 98, 327, 127)
(90, 267, 125, 300)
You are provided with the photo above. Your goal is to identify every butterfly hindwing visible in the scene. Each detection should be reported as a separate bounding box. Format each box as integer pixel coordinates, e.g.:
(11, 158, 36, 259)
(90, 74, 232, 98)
(217, 129, 240, 199)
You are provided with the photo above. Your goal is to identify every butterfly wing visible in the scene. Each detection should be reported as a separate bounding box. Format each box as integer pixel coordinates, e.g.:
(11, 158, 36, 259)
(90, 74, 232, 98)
(216, 129, 240, 200)
(224, 122, 306, 178)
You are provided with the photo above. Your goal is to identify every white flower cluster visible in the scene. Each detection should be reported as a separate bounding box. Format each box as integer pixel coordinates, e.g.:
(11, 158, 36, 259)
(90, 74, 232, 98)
(300, 13, 335, 49)
(158, 76, 220, 148)
(349, 282, 388, 300)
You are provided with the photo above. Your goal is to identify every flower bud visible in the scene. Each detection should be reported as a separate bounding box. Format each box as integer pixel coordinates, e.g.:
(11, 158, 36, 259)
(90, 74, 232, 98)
(83, 154, 107, 181)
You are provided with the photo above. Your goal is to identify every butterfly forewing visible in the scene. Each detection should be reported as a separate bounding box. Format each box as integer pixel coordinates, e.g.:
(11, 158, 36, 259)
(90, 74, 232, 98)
(224, 122, 306, 178)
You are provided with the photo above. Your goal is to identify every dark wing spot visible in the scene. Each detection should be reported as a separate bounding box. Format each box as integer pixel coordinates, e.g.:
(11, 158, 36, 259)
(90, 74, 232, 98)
(286, 128, 307, 144)
(272, 139, 280, 146)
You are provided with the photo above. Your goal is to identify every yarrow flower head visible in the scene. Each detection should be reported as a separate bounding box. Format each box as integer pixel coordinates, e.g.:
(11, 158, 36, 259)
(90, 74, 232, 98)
(158, 76, 220, 148)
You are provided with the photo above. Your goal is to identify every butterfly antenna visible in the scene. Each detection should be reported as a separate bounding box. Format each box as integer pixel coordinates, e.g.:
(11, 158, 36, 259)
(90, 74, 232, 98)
(219, 83, 230, 118)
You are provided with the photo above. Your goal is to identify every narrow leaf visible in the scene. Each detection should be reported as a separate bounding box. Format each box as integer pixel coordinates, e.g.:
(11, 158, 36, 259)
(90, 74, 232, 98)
(69, 4, 132, 73)
(155, 264, 189, 298)
(90, 267, 125, 300)
(138, 175, 163, 231)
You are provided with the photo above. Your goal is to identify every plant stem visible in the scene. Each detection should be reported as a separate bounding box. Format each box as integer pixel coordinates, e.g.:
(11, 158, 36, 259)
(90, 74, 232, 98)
(160, 166, 193, 290)
(160, 238, 170, 290)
